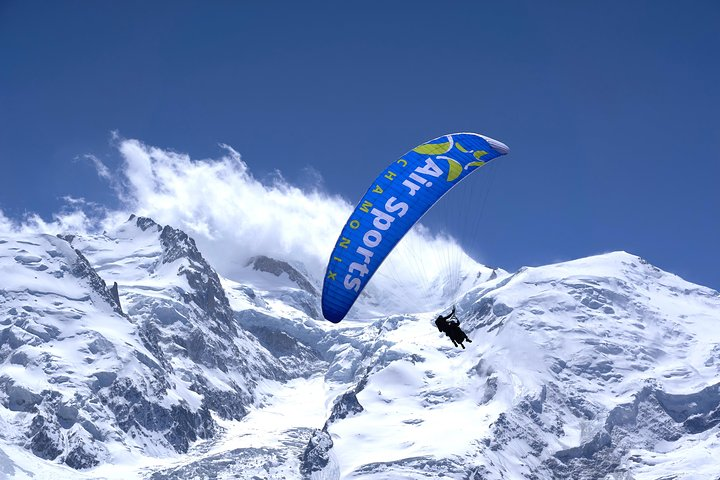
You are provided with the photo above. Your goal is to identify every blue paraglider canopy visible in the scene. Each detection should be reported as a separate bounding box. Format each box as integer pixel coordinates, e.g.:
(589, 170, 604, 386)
(321, 132, 509, 323)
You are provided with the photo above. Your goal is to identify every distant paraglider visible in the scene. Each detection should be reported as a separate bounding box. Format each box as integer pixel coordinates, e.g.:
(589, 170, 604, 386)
(321, 132, 509, 323)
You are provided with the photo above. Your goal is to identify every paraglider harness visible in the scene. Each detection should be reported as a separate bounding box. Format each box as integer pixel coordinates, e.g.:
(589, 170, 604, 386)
(435, 306, 472, 349)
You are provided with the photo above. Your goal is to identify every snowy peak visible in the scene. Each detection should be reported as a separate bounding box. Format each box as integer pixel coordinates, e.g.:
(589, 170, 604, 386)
(117, 215, 241, 329)
(246, 255, 317, 295)
(128, 213, 162, 233)
(123, 214, 209, 267)
(460, 251, 719, 395)
(71, 215, 289, 378)
(155, 222, 239, 333)
(158, 223, 204, 266)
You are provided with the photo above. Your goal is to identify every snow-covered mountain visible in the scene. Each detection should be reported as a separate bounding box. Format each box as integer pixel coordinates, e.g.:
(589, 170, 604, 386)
(1, 217, 718, 479)
(301, 253, 720, 479)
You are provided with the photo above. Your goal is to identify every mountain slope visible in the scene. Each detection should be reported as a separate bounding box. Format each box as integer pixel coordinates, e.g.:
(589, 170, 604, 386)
(0, 216, 319, 472)
(0, 232, 178, 468)
(303, 252, 720, 479)
(1, 219, 718, 480)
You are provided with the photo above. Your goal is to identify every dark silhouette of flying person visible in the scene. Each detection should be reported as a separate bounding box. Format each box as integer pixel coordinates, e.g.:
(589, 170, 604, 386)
(435, 306, 472, 349)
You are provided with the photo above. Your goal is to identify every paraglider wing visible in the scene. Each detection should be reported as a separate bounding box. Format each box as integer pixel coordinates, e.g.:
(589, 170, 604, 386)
(321, 132, 509, 323)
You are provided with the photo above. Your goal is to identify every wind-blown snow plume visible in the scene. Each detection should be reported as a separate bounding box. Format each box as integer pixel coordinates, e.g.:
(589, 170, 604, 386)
(114, 138, 351, 281)
(2, 135, 489, 315)
(118, 138, 499, 311)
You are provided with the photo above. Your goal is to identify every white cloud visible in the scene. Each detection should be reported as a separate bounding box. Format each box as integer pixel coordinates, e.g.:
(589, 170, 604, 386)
(81, 154, 112, 181)
(8, 210, 96, 236)
(0, 210, 15, 234)
(0, 198, 116, 238)
(113, 138, 351, 280)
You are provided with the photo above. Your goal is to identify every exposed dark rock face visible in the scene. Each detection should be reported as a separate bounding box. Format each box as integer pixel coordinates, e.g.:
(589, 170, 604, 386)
(157, 221, 241, 336)
(300, 429, 333, 477)
(101, 377, 216, 453)
(327, 379, 366, 425)
(244, 324, 324, 378)
(5, 384, 42, 412)
(130, 213, 162, 233)
(57, 235, 124, 316)
(109, 281, 121, 313)
(298, 375, 370, 477)
(29, 415, 64, 461)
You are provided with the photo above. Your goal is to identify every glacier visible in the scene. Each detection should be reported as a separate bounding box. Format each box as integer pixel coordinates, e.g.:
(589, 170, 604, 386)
(0, 215, 718, 479)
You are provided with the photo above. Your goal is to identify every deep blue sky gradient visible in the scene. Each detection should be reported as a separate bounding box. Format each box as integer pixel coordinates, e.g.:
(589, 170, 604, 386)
(1, 1, 719, 289)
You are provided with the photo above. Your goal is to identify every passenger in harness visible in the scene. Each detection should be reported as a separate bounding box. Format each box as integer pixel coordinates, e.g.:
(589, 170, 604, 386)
(434, 306, 472, 349)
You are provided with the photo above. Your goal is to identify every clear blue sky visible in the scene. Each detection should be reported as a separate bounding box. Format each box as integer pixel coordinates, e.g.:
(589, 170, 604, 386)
(1, 1, 719, 290)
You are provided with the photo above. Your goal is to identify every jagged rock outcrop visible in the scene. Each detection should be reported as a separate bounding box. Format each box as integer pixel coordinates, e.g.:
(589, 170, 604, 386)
(300, 429, 333, 477)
